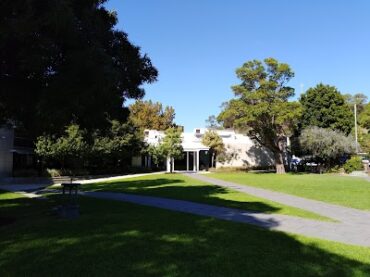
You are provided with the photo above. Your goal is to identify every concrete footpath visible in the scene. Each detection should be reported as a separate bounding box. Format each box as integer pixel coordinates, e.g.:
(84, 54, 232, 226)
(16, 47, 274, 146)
(81, 191, 370, 247)
(2, 171, 370, 247)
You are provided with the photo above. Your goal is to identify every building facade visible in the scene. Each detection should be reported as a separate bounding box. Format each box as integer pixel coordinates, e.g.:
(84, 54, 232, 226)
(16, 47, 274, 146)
(0, 127, 35, 177)
(134, 128, 275, 172)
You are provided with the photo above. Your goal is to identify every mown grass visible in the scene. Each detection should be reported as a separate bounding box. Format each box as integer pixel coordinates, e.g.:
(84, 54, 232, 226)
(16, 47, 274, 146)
(209, 172, 370, 210)
(78, 173, 329, 221)
(1, 190, 370, 276)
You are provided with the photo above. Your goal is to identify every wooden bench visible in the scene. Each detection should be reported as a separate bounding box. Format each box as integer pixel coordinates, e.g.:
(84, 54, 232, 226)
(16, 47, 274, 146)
(61, 183, 81, 195)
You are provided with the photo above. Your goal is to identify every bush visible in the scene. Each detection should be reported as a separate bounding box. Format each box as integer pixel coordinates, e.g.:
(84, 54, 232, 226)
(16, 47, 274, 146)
(299, 126, 357, 169)
(45, 168, 90, 177)
(343, 156, 363, 173)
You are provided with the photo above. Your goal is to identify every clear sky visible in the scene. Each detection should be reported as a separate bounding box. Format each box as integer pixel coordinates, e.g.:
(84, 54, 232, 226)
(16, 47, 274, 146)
(105, 0, 370, 131)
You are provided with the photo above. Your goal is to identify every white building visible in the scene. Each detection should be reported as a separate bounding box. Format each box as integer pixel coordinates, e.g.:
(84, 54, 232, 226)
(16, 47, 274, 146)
(133, 128, 274, 172)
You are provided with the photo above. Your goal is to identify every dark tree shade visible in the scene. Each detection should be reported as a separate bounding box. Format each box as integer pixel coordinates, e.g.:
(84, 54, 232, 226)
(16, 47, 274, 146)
(0, 0, 157, 137)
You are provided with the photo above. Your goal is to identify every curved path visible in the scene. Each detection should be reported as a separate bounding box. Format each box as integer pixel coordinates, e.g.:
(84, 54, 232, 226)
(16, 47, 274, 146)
(80, 190, 370, 246)
(3, 172, 370, 247)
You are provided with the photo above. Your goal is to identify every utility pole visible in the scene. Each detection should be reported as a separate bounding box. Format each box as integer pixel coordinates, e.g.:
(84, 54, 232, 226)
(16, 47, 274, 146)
(354, 103, 358, 154)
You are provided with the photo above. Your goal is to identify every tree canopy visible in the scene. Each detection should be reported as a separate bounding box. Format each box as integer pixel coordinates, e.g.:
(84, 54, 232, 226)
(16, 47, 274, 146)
(359, 103, 370, 130)
(205, 115, 223, 130)
(344, 93, 368, 114)
(299, 84, 353, 135)
(35, 120, 143, 173)
(218, 58, 302, 173)
(128, 100, 175, 131)
(0, 0, 157, 137)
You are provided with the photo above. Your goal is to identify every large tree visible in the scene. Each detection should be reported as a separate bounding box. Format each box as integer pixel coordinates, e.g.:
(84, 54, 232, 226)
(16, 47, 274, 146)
(205, 115, 223, 130)
(299, 84, 353, 134)
(128, 100, 175, 131)
(0, 0, 157, 137)
(218, 58, 301, 174)
(344, 93, 368, 114)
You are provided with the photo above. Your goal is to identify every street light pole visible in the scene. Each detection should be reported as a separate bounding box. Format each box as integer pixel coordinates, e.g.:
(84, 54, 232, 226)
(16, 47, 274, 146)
(354, 103, 358, 154)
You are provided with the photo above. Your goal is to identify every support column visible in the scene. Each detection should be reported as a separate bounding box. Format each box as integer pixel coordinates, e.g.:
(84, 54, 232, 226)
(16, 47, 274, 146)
(166, 157, 171, 173)
(197, 150, 200, 172)
(193, 151, 196, 171)
(186, 152, 189, 171)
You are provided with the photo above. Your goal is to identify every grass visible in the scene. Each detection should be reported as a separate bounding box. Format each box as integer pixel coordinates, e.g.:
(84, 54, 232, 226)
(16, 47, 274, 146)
(77, 173, 330, 221)
(0, 190, 370, 276)
(209, 172, 370, 210)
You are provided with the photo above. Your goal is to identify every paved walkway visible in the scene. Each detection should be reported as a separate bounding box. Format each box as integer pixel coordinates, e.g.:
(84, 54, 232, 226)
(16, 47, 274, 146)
(0, 172, 165, 192)
(184, 173, 370, 225)
(81, 191, 370, 247)
(3, 172, 370, 247)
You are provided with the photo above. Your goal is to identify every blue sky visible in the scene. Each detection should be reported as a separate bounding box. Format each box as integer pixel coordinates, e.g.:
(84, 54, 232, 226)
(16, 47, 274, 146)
(105, 0, 370, 131)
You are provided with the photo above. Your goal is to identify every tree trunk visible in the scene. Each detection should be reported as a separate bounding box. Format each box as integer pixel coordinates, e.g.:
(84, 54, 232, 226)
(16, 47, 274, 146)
(274, 151, 286, 174)
(211, 153, 215, 168)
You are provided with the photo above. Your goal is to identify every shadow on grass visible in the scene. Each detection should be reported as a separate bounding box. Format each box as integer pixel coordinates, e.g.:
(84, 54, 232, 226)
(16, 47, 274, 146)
(0, 193, 369, 276)
(84, 178, 281, 214)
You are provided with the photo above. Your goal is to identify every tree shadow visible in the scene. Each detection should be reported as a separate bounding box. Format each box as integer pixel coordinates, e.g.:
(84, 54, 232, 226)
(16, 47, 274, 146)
(244, 144, 275, 169)
(83, 178, 281, 214)
(88, 178, 186, 190)
(0, 195, 370, 276)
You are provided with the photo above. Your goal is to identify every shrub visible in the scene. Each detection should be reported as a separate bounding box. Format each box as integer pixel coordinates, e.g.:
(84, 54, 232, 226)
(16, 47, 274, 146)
(299, 126, 357, 170)
(343, 156, 363, 173)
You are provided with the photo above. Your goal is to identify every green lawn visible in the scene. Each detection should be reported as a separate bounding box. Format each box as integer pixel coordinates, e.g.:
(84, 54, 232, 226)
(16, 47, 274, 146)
(1, 190, 370, 276)
(209, 173, 370, 210)
(78, 173, 329, 221)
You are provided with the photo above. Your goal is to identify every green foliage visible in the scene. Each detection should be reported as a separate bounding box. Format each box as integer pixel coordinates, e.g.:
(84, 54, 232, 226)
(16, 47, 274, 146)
(201, 130, 225, 155)
(36, 121, 143, 173)
(0, 0, 157, 137)
(161, 127, 183, 161)
(217, 58, 302, 173)
(203, 129, 225, 166)
(359, 103, 370, 129)
(91, 120, 143, 170)
(146, 144, 166, 167)
(300, 84, 354, 134)
(144, 127, 183, 172)
(343, 156, 363, 173)
(35, 124, 88, 168)
(356, 127, 370, 154)
(129, 100, 175, 131)
(299, 126, 356, 167)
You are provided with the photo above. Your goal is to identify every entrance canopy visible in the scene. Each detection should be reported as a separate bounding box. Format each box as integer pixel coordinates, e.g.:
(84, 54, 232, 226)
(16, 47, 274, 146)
(168, 141, 209, 172)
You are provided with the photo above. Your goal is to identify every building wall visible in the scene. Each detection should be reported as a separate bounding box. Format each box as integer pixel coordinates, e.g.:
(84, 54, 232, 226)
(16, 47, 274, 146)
(215, 133, 274, 168)
(0, 128, 14, 177)
(142, 128, 275, 170)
